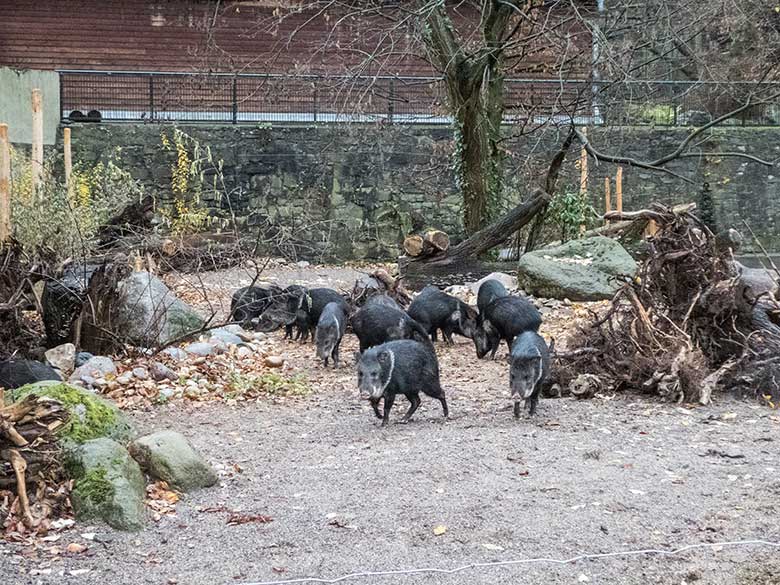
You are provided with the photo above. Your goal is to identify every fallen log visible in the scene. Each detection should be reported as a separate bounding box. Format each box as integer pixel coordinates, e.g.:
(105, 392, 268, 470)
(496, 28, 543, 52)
(403, 230, 450, 258)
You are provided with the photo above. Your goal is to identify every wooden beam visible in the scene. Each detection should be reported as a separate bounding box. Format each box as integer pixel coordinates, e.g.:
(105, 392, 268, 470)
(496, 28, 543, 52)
(31, 89, 43, 198)
(579, 128, 588, 236)
(615, 166, 623, 215)
(604, 176, 611, 226)
(63, 127, 73, 199)
(0, 124, 10, 243)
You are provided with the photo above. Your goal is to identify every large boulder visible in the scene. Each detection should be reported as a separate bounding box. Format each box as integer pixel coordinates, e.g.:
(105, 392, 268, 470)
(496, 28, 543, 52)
(66, 438, 146, 531)
(11, 381, 134, 445)
(115, 271, 204, 347)
(517, 236, 637, 301)
(68, 356, 117, 386)
(44, 343, 76, 377)
(128, 431, 218, 492)
(468, 272, 518, 296)
(0, 359, 61, 390)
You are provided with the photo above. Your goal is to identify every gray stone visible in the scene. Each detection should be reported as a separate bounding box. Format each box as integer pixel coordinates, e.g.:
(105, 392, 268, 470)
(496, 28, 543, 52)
(131, 367, 150, 381)
(115, 271, 204, 347)
(149, 361, 177, 382)
(517, 236, 638, 301)
(468, 272, 518, 295)
(128, 431, 218, 492)
(74, 352, 94, 367)
(162, 347, 188, 361)
(183, 342, 215, 357)
(66, 438, 146, 531)
(69, 356, 117, 385)
(45, 343, 76, 376)
(209, 329, 245, 346)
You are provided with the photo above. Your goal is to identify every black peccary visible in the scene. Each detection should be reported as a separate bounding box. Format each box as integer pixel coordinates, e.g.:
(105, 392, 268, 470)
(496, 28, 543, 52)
(288, 288, 349, 343)
(407, 287, 478, 344)
(473, 295, 542, 359)
(477, 279, 509, 314)
(0, 359, 62, 390)
(364, 294, 403, 311)
(350, 304, 432, 352)
(281, 284, 309, 340)
(357, 339, 448, 426)
(510, 331, 551, 417)
(315, 302, 347, 368)
(230, 285, 283, 328)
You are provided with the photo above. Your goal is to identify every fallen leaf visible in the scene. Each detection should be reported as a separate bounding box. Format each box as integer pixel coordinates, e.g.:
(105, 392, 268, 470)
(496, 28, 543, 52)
(433, 524, 447, 536)
(227, 512, 274, 526)
(66, 542, 87, 554)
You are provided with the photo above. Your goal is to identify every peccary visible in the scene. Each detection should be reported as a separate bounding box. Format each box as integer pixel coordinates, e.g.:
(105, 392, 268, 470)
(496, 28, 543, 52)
(0, 359, 62, 390)
(315, 302, 347, 368)
(477, 278, 509, 314)
(350, 304, 432, 352)
(230, 285, 283, 328)
(473, 295, 542, 359)
(357, 339, 448, 426)
(287, 288, 349, 343)
(364, 294, 403, 311)
(510, 331, 551, 417)
(407, 287, 478, 344)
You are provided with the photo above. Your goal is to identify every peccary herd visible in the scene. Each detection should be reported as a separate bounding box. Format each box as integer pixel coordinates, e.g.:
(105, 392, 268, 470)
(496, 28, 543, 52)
(231, 278, 551, 426)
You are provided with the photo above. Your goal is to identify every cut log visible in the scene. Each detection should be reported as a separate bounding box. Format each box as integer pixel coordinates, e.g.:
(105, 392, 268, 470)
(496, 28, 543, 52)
(403, 234, 424, 257)
(423, 230, 449, 254)
(402, 230, 450, 258)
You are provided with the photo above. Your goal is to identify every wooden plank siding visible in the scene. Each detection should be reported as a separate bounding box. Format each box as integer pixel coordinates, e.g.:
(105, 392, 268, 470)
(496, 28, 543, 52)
(0, 1, 592, 77)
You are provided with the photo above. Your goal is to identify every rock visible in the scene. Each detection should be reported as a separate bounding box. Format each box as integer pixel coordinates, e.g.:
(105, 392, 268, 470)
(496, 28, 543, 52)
(235, 329, 256, 343)
(74, 352, 94, 367)
(45, 343, 76, 376)
(149, 361, 177, 382)
(158, 387, 176, 401)
(66, 438, 146, 531)
(114, 271, 204, 347)
(264, 355, 285, 368)
(115, 374, 133, 385)
(735, 262, 778, 298)
(209, 329, 245, 346)
(128, 431, 217, 492)
(184, 342, 215, 357)
(131, 367, 149, 381)
(443, 285, 473, 302)
(517, 236, 637, 301)
(468, 272, 518, 295)
(162, 347, 188, 362)
(237, 346, 253, 358)
(296, 260, 311, 268)
(69, 356, 117, 386)
(222, 324, 247, 336)
(0, 359, 61, 390)
(207, 338, 228, 354)
(11, 381, 134, 445)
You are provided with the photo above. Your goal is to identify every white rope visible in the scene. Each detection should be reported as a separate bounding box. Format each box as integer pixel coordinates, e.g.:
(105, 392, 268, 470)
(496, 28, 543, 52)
(235, 539, 780, 585)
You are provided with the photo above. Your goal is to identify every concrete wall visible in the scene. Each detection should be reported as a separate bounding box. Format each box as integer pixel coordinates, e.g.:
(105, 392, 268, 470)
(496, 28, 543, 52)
(0, 67, 60, 145)
(63, 123, 780, 259)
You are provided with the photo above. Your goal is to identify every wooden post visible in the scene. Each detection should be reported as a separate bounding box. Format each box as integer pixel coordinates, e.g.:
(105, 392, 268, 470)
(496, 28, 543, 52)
(31, 89, 44, 197)
(579, 128, 588, 236)
(63, 127, 73, 199)
(0, 124, 10, 243)
(604, 176, 611, 225)
(615, 166, 623, 215)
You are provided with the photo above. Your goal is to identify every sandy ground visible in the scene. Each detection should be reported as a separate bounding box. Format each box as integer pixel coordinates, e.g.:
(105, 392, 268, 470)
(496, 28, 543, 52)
(2, 265, 780, 585)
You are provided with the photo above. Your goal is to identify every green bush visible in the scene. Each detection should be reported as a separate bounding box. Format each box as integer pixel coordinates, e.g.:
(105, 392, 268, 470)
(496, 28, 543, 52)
(547, 186, 599, 243)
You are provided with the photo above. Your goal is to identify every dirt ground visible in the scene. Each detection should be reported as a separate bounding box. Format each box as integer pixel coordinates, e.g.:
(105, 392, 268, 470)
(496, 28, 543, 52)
(2, 265, 780, 585)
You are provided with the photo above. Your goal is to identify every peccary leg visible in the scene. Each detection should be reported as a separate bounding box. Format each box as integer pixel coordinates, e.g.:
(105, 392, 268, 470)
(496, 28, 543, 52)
(513, 400, 522, 419)
(332, 344, 340, 369)
(439, 390, 448, 418)
(526, 392, 539, 416)
(400, 395, 421, 423)
(442, 325, 455, 345)
(381, 394, 396, 427)
(370, 399, 383, 420)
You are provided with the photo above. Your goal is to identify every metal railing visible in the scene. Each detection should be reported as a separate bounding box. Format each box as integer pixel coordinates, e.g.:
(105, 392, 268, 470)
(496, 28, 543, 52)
(58, 70, 780, 126)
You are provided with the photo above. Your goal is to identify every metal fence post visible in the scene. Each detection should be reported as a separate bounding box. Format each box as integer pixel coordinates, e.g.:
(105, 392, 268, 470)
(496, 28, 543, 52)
(232, 77, 238, 124)
(388, 78, 395, 124)
(149, 74, 155, 120)
(58, 72, 64, 121)
(313, 83, 318, 123)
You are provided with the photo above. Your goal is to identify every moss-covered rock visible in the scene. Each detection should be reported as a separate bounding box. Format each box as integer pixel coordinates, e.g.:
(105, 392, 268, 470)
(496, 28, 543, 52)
(11, 381, 134, 445)
(129, 431, 218, 492)
(66, 438, 146, 531)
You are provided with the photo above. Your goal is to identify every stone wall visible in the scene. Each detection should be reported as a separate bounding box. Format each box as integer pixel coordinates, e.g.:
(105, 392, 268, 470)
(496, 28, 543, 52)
(63, 123, 780, 258)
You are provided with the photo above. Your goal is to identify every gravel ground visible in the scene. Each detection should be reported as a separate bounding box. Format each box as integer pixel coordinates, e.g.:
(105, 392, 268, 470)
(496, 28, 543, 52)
(3, 332, 780, 585)
(3, 265, 779, 585)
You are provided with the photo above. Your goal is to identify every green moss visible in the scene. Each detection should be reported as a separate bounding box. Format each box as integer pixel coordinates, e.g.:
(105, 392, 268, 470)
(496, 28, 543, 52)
(73, 466, 115, 507)
(13, 382, 126, 444)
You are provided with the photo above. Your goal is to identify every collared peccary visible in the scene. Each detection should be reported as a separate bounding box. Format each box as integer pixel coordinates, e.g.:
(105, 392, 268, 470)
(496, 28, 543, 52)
(473, 295, 542, 359)
(282, 285, 309, 340)
(357, 339, 448, 426)
(0, 359, 62, 390)
(364, 294, 403, 311)
(230, 285, 283, 328)
(477, 278, 509, 314)
(350, 304, 432, 352)
(407, 287, 478, 344)
(315, 302, 347, 368)
(510, 331, 550, 417)
(288, 287, 349, 343)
